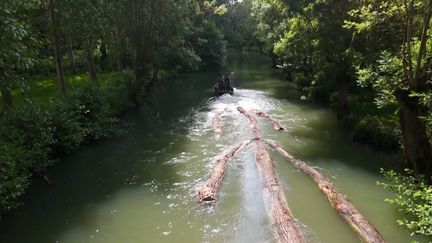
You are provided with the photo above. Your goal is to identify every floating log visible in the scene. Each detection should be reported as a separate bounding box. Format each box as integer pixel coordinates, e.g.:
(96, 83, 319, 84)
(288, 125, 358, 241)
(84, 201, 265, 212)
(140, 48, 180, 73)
(255, 142, 305, 243)
(237, 106, 263, 139)
(198, 140, 251, 204)
(254, 109, 285, 131)
(264, 140, 386, 243)
(238, 106, 305, 243)
(212, 111, 223, 135)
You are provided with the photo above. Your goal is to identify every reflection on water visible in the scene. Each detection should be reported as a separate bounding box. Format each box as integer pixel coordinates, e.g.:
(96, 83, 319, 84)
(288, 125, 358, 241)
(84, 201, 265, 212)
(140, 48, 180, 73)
(0, 53, 429, 243)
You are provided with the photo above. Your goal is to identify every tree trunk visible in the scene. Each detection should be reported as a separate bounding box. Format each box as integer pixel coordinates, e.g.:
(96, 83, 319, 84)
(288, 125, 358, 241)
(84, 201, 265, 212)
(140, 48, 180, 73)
(212, 111, 223, 135)
(198, 140, 251, 203)
(336, 77, 349, 119)
(254, 109, 285, 131)
(99, 41, 107, 70)
(0, 78, 12, 110)
(237, 106, 305, 243)
(265, 140, 386, 243)
(237, 106, 263, 139)
(131, 51, 145, 106)
(67, 35, 77, 74)
(85, 47, 98, 86)
(255, 142, 305, 243)
(396, 88, 432, 179)
(115, 24, 124, 71)
(48, 0, 66, 96)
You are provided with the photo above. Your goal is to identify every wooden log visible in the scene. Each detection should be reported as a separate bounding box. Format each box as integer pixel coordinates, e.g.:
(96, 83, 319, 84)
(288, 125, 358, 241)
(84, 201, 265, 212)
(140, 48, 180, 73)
(255, 142, 305, 243)
(237, 106, 263, 139)
(254, 109, 285, 131)
(198, 140, 251, 204)
(212, 111, 223, 134)
(264, 140, 386, 243)
(238, 106, 305, 243)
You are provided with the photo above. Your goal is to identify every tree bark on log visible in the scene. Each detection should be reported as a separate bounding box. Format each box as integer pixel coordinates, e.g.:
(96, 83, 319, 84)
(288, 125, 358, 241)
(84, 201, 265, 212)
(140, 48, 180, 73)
(237, 106, 263, 139)
(212, 112, 223, 135)
(254, 109, 285, 131)
(255, 142, 305, 243)
(238, 106, 305, 243)
(264, 140, 386, 243)
(198, 140, 251, 204)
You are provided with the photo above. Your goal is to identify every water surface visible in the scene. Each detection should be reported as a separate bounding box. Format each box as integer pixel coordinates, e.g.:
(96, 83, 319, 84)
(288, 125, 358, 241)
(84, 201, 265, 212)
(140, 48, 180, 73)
(0, 53, 427, 243)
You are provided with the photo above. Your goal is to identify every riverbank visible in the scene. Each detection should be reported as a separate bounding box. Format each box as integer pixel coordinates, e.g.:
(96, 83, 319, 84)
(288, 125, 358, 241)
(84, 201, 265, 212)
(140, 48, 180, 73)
(0, 71, 135, 218)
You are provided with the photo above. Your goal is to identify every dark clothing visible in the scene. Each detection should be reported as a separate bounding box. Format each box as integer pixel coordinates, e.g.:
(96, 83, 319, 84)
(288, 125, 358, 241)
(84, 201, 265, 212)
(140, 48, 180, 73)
(214, 74, 233, 96)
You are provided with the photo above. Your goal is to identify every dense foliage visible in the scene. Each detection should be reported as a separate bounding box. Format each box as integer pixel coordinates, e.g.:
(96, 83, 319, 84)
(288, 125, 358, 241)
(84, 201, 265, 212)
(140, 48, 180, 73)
(246, 0, 431, 174)
(243, 0, 431, 236)
(0, 73, 133, 217)
(379, 169, 432, 236)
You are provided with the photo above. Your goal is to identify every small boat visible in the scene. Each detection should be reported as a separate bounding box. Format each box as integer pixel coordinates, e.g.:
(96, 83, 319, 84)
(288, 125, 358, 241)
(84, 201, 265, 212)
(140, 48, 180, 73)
(214, 74, 234, 96)
(214, 84, 234, 96)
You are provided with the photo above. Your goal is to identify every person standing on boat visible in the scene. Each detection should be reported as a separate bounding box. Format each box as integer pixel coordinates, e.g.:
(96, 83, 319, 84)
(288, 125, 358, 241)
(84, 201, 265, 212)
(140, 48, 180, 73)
(223, 73, 231, 90)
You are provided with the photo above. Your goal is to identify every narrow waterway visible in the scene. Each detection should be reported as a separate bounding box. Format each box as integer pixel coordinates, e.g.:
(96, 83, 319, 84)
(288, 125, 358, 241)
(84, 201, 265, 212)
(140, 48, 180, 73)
(0, 53, 427, 243)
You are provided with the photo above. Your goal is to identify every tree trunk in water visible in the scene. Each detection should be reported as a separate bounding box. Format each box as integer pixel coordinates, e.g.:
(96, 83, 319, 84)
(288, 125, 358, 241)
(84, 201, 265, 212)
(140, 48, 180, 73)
(67, 36, 77, 74)
(237, 106, 263, 139)
(198, 140, 251, 203)
(85, 47, 98, 86)
(255, 142, 305, 243)
(254, 109, 285, 131)
(264, 140, 386, 243)
(237, 106, 305, 243)
(0, 78, 12, 110)
(212, 111, 223, 135)
(48, 0, 66, 96)
(396, 88, 432, 179)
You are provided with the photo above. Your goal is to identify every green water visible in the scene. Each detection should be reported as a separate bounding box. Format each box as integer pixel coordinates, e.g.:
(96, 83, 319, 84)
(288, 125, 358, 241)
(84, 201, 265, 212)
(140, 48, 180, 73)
(0, 53, 428, 243)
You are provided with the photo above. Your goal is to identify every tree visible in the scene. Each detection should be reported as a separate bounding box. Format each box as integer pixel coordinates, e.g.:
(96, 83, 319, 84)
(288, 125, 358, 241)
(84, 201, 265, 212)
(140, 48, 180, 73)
(47, 0, 66, 95)
(347, 0, 432, 178)
(62, 0, 104, 85)
(0, 0, 38, 108)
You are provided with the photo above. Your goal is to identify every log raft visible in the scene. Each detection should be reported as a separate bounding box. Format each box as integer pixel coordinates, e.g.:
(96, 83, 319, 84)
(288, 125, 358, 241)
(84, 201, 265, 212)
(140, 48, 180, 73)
(238, 106, 305, 243)
(264, 140, 386, 243)
(198, 140, 251, 203)
(201, 105, 385, 243)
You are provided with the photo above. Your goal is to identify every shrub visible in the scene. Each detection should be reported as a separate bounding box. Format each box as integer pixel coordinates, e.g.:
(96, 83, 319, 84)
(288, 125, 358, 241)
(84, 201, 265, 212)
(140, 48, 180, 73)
(0, 102, 56, 171)
(66, 87, 125, 140)
(0, 103, 56, 217)
(47, 100, 86, 154)
(353, 115, 400, 149)
(0, 84, 128, 218)
(0, 141, 33, 216)
(378, 169, 432, 237)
